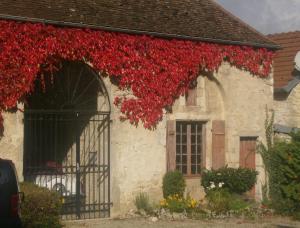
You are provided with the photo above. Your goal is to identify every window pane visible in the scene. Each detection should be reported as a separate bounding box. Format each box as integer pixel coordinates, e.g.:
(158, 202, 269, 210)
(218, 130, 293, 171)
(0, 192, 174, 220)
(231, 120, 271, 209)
(182, 124, 187, 133)
(191, 155, 196, 164)
(176, 155, 181, 163)
(176, 165, 181, 172)
(182, 155, 187, 164)
(191, 165, 196, 174)
(182, 165, 187, 174)
(197, 124, 202, 133)
(176, 144, 181, 154)
(191, 124, 196, 133)
(197, 145, 201, 153)
(176, 135, 181, 143)
(191, 135, 196, 144)
(182, 145, 187, 154)
(197, 155, 201, 163)
(197, 135, 201, 142)
(182, 135, 187, 144)
(176, 124, 180, 133)
(191, 145, 196, 154)
(197, 165, 201, 174)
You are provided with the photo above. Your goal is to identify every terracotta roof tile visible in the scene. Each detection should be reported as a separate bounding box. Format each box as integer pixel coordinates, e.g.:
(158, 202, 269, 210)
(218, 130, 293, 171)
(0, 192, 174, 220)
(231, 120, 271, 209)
(0, 0, 278, 49)
(268, 31, 300, 88)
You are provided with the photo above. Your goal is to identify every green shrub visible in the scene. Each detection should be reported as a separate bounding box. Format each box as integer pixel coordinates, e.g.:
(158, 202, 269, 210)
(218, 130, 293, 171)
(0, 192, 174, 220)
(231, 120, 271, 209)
(201, 167, 258, 194)
(259, 132, 300, 215)
(162, 171, 186, 198)
(228, 194, 251, 211)
(159, 194, 198, 213)
(20, 182, 62, 228)
(206, 189, 251, 215)
(134, 192, 153, 214)
(206, 188, 232, 214)
(258, 111, 300, 216)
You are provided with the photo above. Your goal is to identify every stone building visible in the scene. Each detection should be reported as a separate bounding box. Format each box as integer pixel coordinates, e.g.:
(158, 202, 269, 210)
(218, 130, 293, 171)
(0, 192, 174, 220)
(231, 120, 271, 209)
(0, 0, 278, 219)
(268, 32, 300, 134)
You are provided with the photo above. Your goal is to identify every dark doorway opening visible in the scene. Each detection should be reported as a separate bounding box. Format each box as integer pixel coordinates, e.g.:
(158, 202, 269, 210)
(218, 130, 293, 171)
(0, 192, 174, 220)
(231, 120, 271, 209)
(23, 61, 111, 220)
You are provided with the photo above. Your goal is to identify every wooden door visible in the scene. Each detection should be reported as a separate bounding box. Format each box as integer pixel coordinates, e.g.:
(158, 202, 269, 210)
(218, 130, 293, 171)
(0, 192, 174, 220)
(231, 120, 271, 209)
(239, 137, 257, 197)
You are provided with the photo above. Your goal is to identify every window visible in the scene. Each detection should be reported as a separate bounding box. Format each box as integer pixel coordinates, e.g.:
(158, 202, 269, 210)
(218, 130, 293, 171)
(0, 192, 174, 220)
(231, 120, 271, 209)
(175, 121, 204, 175)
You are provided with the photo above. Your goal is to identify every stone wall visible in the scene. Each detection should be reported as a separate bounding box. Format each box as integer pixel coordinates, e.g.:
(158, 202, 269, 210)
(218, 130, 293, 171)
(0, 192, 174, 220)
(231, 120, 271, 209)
(274, 84, 300, 128)
(217, 63, 273, 200)
(110, 62, 273, 214)
(0, 62, 273, 217)
(0, 106, 24, 181)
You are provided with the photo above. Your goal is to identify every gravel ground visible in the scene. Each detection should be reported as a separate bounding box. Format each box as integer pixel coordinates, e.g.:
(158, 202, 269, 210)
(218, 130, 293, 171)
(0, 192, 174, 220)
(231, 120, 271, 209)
(64, 217, 300, 228)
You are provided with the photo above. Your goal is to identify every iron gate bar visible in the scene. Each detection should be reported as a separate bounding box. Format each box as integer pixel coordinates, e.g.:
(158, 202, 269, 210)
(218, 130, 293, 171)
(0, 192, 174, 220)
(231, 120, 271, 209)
(75, 112, 80, 219)
(23, 110, 111, 220)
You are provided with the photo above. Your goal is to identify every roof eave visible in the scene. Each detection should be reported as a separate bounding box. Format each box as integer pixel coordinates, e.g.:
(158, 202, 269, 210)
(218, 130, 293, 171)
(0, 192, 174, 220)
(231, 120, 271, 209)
(0, 13, 281, 50)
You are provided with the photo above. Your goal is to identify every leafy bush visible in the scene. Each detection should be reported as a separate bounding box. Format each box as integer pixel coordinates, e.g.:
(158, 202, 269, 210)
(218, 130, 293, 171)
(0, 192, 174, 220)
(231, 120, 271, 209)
(20, 182, 62, 228)
(206, 189, 251, 215)
(201, 167, 258, 194)
(206, 188, 232, 214)
(162, 171, 186, 198)
(228, 194, 251, 211)
(134, 192, 153, 214)
(259, 131, 300, 215)
(258, 111, 300, 218)
(159, 194, 198, 213)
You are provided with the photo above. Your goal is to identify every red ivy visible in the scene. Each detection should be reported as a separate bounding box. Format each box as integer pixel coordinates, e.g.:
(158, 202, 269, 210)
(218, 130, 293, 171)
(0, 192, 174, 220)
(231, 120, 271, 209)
(0, 20, 274, 131)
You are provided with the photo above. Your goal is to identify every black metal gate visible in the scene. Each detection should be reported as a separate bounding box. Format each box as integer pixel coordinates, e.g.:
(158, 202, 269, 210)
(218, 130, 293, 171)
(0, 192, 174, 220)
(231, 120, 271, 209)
(23, 61, 112, 220)
(24, 110, 111, 219)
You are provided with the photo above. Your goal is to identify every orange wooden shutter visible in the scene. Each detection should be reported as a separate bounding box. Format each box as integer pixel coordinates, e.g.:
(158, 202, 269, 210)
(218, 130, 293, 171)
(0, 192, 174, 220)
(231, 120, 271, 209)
(166, 120, 176, 171)
(212, 120, 225, 170)
(240, 137, 257, 197)
(239, 137, 256, 168)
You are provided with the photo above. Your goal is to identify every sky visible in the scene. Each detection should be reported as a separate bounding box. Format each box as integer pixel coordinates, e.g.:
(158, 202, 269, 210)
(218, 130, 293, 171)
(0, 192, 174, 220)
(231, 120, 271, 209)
(215, 0, 300, 35)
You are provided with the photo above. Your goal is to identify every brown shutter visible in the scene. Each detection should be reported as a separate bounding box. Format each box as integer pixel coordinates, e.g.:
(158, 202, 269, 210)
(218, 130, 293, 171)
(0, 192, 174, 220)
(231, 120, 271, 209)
(240, 137, 257, 197)
(166, 120, 176, 171)
(212, 120, 225, 170)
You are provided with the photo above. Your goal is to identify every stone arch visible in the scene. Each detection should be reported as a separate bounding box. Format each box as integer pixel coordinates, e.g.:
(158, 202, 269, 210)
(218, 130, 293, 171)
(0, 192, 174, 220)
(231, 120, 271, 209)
(26, 60, 111, 113)
(204, 72, 225, 120)
(23, 60, 112, 219)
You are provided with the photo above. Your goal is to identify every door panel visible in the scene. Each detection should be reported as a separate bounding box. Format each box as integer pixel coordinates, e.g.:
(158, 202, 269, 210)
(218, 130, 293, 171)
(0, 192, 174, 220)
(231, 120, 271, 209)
(239, 137, 257, 197)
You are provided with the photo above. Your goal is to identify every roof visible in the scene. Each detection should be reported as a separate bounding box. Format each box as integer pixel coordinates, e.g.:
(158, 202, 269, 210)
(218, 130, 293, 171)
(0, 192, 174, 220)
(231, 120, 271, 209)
(0, 0, 278, 49)
(274, 75, 300, 95)
(274, 124, 300, 135)
(268, 31, 300, 88)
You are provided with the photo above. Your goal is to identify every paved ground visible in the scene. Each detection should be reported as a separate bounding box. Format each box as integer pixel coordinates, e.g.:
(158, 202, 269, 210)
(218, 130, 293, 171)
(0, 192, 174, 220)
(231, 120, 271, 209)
(64, 217, 300, 228)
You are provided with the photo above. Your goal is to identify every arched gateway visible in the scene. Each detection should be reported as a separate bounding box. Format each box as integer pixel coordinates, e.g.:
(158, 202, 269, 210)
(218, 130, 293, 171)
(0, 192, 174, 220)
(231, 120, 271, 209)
(23, 61, 111, 219)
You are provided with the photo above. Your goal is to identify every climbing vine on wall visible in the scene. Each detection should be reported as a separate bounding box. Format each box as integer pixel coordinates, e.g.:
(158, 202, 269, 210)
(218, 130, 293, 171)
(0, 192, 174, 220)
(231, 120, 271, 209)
(0, 20, 273, 133)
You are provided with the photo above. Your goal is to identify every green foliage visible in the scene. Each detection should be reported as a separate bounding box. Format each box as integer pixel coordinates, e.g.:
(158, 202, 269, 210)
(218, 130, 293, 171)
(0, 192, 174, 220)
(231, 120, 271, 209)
(258, 110, 300, 215)
(292, 211, 300, 221)
(228, 194, 251, 211)
(206, 188, 232, 214)
(162, 171, 186, 198)
(134, 192, 153, 214)
(206, 189, 252, 215)
(160, 194, 198, 213)
(260, 134, 300, 214)
(201, 167, 258, 194)
(20, 182, 62, 228)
